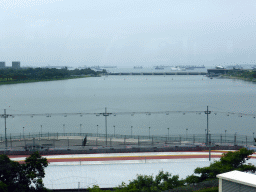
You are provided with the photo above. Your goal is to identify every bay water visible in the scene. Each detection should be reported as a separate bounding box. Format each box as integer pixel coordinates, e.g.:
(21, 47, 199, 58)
(0, 75, 255, 138)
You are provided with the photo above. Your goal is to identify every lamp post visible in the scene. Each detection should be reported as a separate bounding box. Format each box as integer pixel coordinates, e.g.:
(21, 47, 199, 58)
(63, 124, 65, 135)
(23, 127, 24, 139)
(148, 127, 150, 139)
(253, 132, 255, 145)
(113, 126, 115, 137)
(225, 130, 227, 143)
(80, 124, 82, 134)
(41, 125, 42, 136)
(186, 128, 188, 141)
(131, 126, 133, 137)
(97, 125, 98, 137)
(167, 128, 169, 140)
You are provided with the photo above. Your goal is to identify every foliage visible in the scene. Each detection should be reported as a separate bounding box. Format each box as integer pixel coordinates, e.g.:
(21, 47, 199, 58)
(186, 148, 256, 184)
(194, 187, 218, 192)
(167, 179, 218, 192)
(114, 171, 183, 192)
(0, 151, 49, 192)
(227, 69, 256, 81)
(0, 67, 100, 83)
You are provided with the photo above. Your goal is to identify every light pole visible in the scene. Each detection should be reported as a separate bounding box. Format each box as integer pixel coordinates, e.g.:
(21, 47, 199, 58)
(41, 125, 42, 136)
(63, 124, 65, 135)
(149, 127, 150, 139)
(23, 127, 24, 139)
(186, 128, 188, 141)
(225, 130, 227, 143)
(131, 126, 133, 137)
(253, 132, 255, 145)
(80, 124, 82, 134)
(113, 126, 115, 137)
(97, 125, 98, 137)
(167, 128, 169, 140)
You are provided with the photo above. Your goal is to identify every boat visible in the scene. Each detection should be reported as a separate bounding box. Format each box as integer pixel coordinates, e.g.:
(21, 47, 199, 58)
(171, 66, 186, 71)
(155, 66, 164, 70)
(134, 66, 143, 69)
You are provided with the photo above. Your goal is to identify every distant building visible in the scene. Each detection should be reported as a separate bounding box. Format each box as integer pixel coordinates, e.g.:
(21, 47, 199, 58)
(12, 61, 20, 69)
(0, 62, 5, 68)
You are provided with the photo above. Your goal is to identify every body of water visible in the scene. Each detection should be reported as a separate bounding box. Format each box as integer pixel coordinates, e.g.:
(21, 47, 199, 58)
(0, 75, 255, 137)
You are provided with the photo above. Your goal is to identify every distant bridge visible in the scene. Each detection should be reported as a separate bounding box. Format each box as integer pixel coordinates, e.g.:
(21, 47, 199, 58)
(107, 72, 207, 76)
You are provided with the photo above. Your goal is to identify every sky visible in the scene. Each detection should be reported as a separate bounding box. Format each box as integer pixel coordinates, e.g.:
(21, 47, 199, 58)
(1, 0, 256, 68)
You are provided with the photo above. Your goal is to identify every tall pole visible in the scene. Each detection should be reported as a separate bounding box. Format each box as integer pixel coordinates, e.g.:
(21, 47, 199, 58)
(23, 127, 24, 139)
(4, 109, 7, 148)
(131, 126, 133, 137)
(104, 107, 108, 146)
(225, 130, 227, 143)
(253, 132, 255, 145)
(167, 128, 169, 140)
(41, 125, 42, 136)
(63, 124, 65, 135)
(97, 125, 98, 137)
(113, 125, 115, 137)
(149, 127, 150, 139)
(186, 128, 188, 141)
(80, 124, 82, 134)
(204, 106, 211, 146)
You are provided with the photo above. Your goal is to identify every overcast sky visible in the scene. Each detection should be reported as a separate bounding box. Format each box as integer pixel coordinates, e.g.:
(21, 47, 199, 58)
(1, 0, 256, 67)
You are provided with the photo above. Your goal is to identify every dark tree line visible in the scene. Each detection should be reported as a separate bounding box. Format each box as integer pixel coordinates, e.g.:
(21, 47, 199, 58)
(0, 67, 101, 82)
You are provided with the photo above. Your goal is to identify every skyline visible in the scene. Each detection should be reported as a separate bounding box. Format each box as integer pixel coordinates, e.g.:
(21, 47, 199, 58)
(1, 0, 256, 67)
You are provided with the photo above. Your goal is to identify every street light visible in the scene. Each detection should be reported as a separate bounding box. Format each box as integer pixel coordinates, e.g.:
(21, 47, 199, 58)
(253, 132, 255, 145)
(225, 130, 227, 143)
(167, 128, 169, 140)
(186, 128, 188, 141)
(113, 126, 115, 137)
(97, 125, 98, 137)
(23, 127, 24, 139)
(80, 124, 82, 134)
(131, 126, 133, 137)
(149, 127, 150, 139)
(63, 124, 65, 135)
(41, 125, 42, 136)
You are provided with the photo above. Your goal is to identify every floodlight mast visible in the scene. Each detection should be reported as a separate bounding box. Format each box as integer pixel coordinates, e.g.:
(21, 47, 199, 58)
(204, 106, 211, 146)
(4, 109, 7, 149)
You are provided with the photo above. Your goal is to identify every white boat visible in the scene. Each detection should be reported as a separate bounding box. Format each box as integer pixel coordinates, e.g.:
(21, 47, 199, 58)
(171, 66, 186, 71)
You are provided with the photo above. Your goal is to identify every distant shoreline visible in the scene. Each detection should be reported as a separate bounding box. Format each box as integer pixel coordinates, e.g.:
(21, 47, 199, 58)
(0, 75, 96, 86)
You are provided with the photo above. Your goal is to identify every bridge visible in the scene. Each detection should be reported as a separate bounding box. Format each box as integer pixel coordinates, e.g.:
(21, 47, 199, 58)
(107, 72, 207, 76)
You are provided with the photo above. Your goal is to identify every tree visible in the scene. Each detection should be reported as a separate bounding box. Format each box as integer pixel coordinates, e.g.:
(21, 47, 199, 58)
(0, 151, 49, 192)
(186, 148, 256, 184)
(114, 171, 183, 192)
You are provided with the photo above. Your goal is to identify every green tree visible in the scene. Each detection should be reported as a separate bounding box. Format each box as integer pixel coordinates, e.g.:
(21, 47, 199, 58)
(186, 148, 256, 184)
(0, 151, 49, 192)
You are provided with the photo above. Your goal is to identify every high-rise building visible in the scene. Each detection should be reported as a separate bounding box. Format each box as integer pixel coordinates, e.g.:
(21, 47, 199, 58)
(12, 61, 20, 68)
(0, 62, 5, 68)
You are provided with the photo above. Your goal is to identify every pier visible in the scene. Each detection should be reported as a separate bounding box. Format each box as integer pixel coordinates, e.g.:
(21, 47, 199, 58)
(107, 72, 207, 76)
